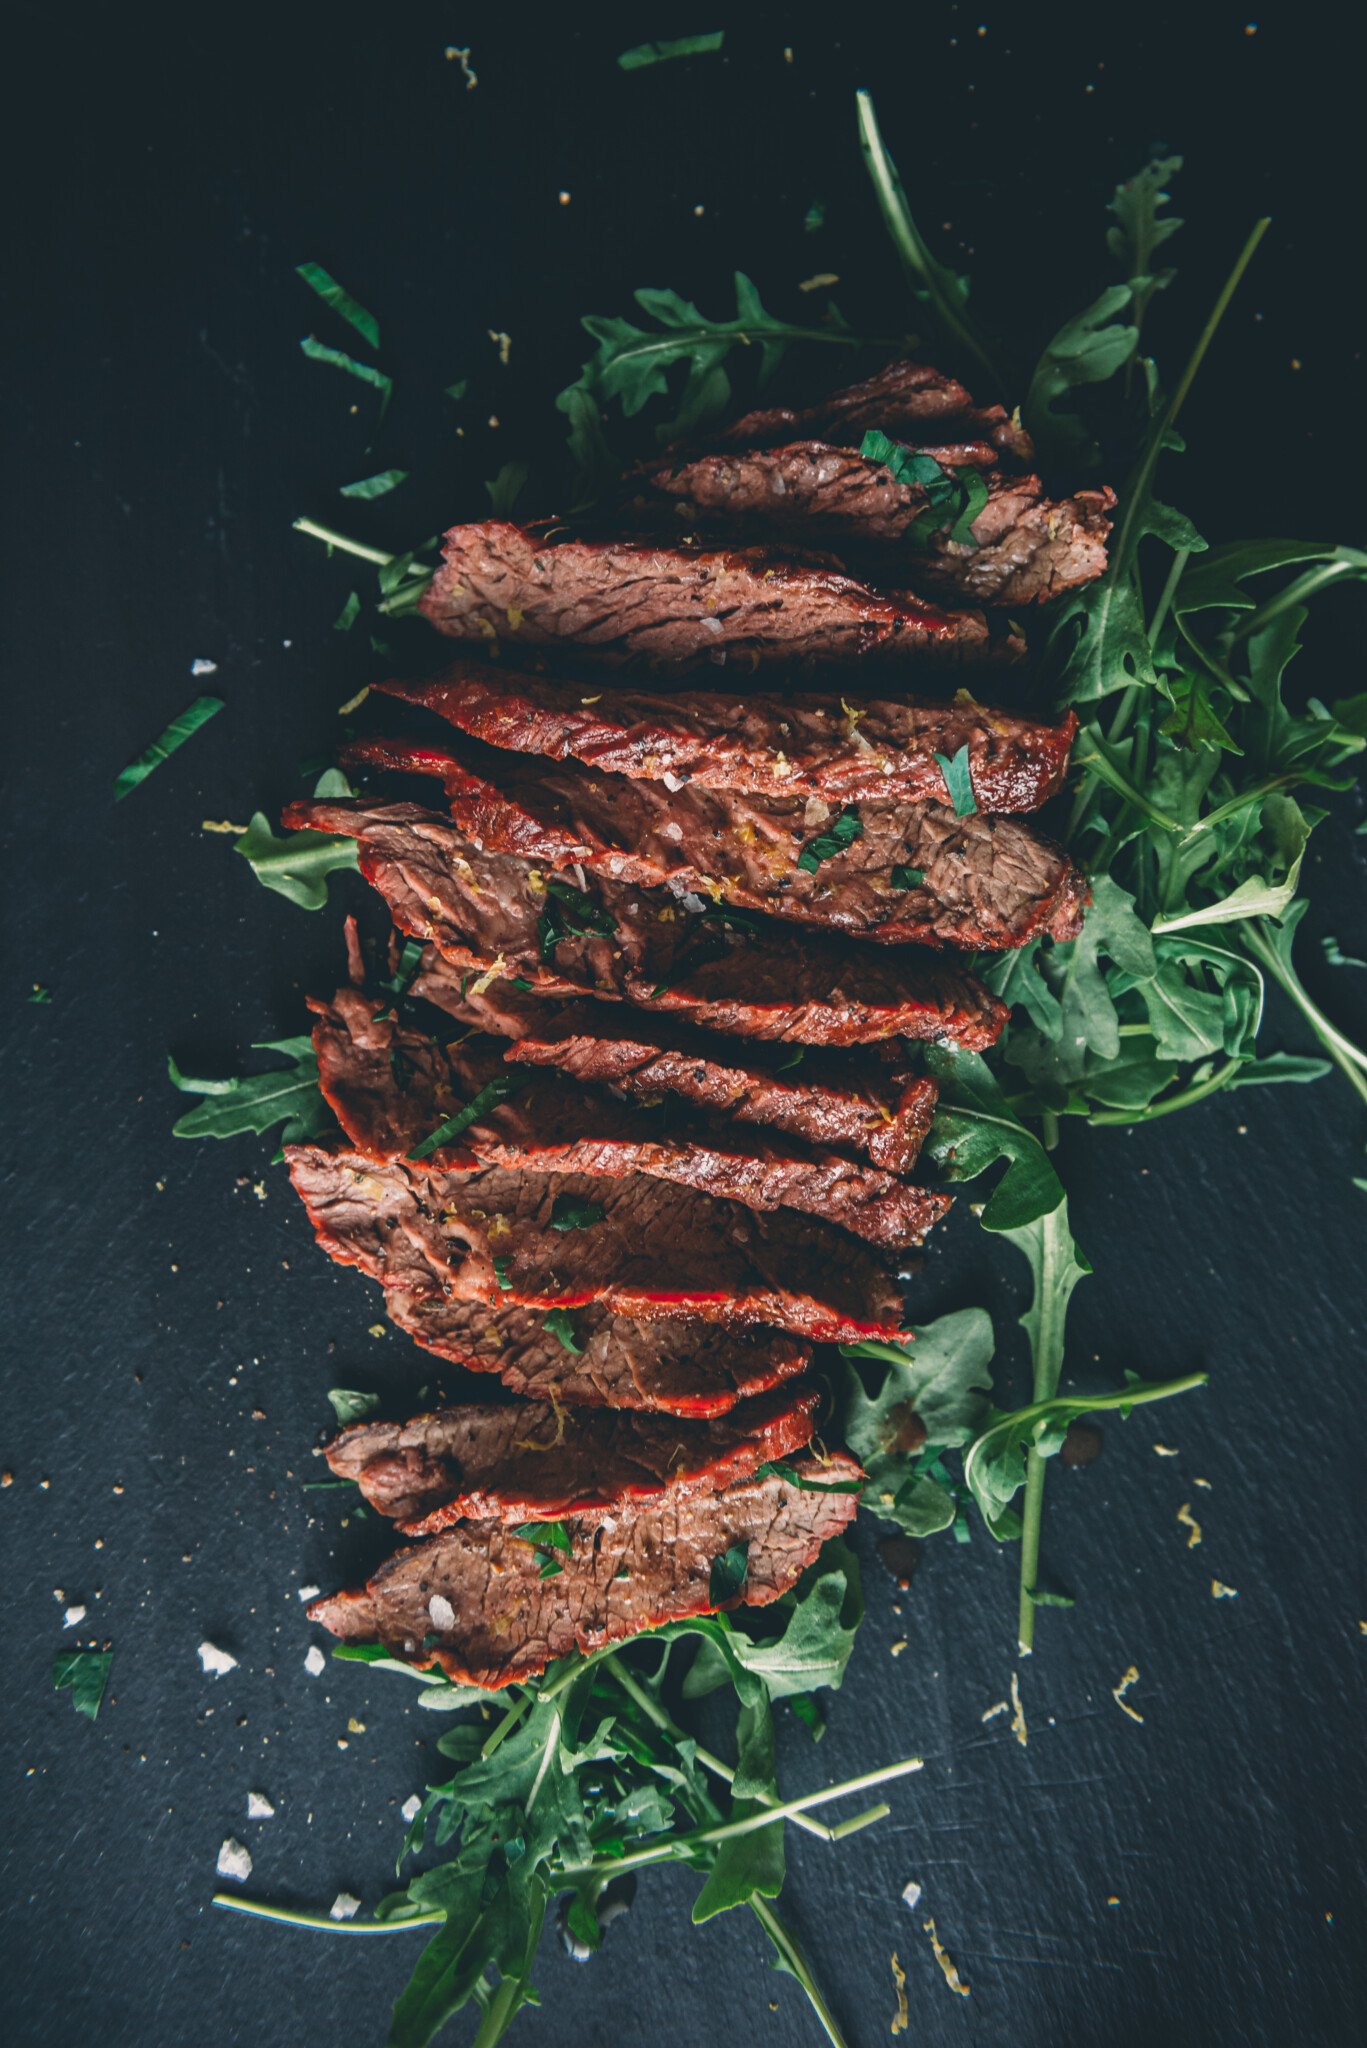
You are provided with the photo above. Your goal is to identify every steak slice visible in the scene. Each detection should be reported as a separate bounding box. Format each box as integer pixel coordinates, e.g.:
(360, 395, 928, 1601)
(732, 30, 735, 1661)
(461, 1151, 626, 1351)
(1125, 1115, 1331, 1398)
(411, 960, 939, 1175)
(643, 446, 1115, 606)
(416, 521, 1022, 668)
(310, 987, 949, 1249)
(383, 1291, 811, 1417)
(694, 359, 1034, 461)
(287, 1145, 907, 1342)
(283, 797, 1007, 1049)
(349, 736, 1086, 950)
(378, 662, 1075, 813)
(307, 1452, 862, 1689)
(322, 1381, 820, 1529)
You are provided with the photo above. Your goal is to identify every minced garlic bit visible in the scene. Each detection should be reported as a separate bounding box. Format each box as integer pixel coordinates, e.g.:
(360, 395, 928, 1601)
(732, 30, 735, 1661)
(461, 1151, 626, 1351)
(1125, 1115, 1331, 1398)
(488, 329, 512, 365)
(1211, 1580, 1239, 1599)
(889, 1952, 909, 2034)
(367, 1324, 387, 1340)
(923, 1918, 971, 1997)
(1177, 1502, 1203, 1548)
(798, 272, 839, 292)
(1193, 1476, 1212, 1489)
(202, 819, 249, 835)
(347, 1717, 366, 1734)
(469, 954, 506, 997)
(1112, 1665, 1144, 1724)
(1009, 1669, 1027, 1748)
(1152, 1443, 1179, 1457)
(890, 1639, 908, 1657)
(445, 45, 477, 89)
(337, 686, 370, 717)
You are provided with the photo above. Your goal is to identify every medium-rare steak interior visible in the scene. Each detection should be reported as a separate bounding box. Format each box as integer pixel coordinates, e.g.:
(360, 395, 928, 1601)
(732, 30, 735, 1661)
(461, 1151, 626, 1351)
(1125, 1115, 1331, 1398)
(322, 1381, 821, 1528)
(307, 1451, 863, 1688)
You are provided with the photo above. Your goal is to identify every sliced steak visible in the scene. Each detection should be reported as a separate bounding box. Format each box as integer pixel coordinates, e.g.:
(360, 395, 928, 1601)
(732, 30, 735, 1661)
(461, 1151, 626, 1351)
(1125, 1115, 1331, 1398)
(286, 1145, 907, 1342)
(696, 359, 1033, 460)
(307, 1451, 862, 1688)
(348, 737, 1086, 950)
(416, 521, 1021, 668)
(377, 663, 1075, 813)
(383, 1291, 811, 1417)
(411, 960, 939, 1175)
(643, 446, 1115, 606)
(283, 797, 1007, 1049)
(322, 1381, 820, 1529)
(310, 987, 949, 1249)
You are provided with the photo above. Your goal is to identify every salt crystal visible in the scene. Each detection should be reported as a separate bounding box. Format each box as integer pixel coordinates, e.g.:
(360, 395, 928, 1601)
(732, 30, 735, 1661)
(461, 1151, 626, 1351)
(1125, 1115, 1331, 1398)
(428, 1594, 456, 1631)
(304, 1645, 326, 1677)
(217, 1838, 252, 1882)
(297, 1585, 320, 1601)
(199, 1641, 238, 1677)
(247, 1792, 275, 1820)
(401, 1794, 422, 1823)
(661, 772, 685, 793)
(329, 1892, 361, 1921)
(63, 1605, 87, 1628)
(190, 658, 219, 676)
(901, 1881, 923, 1912)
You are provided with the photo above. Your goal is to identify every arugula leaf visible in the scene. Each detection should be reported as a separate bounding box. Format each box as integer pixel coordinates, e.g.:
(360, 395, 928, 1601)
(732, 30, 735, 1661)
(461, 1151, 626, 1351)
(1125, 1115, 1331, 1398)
(233, 814, 359, 911)
(295, 262, 380, 349)
(406, 1075, 520, 1161)
(168, 1038, 331, 1146)
(934, 745, 977, 817)
(709, 1542, 750, 1606)
(1105, 156, 1183, 335)
(298, 335, 393, 412)
(543, 1307, 584, 1354)
(332, 591, 361, 632)
(53, 1648, 112, 1720)
(842, 1309, 995, 1539)
(1023, 285, 1137, 469)
(1225, 1052, 1332, 1088)
(486, 461, 530, 517)
(675, 1541, 863, 1702)
(922, 1046, 1064, 1229)
(512, 1520, 573, 1556)
(549, 1195, 606, 1232)
(796, 805, 862, 872)
(327, 1388, 381, 1426)
(618, 33, 724, 69)
(690, 1694, 783, 1924)
(339, 468, 407, 499)
(114, 695, 223, 801)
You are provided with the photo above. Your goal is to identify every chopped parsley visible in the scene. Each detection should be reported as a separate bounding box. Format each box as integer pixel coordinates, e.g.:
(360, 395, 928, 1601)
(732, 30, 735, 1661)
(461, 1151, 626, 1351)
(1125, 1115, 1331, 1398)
(53, 1649, 112, 1721)
(537, 874, 617, 961)
(114, 694, 224, 802)
(891, 864, 926, 890)
(543, 1308, 584, 1354)
(796, 805, 863, 873)
(549, 1195, 607, 1232)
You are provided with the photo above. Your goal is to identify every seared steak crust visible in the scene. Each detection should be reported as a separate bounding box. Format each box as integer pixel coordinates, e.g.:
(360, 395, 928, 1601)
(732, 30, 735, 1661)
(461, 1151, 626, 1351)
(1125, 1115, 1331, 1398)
(417, 521, 1021, 668)
(378, 664, 1075, 815)
(307, 1452, 862, 1688)
(287, 1145, 908, 1342)
(322, 1381, 820, 1529)
(697, 359, 1033, 461)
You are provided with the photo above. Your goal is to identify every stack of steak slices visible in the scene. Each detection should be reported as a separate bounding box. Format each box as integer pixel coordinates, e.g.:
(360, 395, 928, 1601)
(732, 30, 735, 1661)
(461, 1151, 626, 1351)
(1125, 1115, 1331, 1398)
(295, 361, 1100, 1689)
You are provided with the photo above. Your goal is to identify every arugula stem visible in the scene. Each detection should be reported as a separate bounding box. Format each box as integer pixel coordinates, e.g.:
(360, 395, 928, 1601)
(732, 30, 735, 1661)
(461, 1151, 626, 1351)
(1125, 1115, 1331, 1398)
(292, 516, 397, 566)
(1230, 554, 1367, 643)
(750, 1895, 851, 2048)
(211, 1895, 444, 1934)
(469, 1889, 548, 2048)
(1242, 923, 1367, 1098)
(1088, 1056, 1242, 1124)
(1015, 1204, 1085, 1653)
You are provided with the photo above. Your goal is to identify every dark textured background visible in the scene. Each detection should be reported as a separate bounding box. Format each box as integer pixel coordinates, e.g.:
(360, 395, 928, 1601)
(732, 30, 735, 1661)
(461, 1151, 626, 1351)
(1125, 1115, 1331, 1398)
(3, 6, 1364, 2044)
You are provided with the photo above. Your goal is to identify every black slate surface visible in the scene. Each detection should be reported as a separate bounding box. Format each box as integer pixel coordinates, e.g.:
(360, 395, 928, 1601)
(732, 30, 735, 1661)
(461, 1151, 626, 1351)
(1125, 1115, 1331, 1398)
(3, 7, 1364, 2045)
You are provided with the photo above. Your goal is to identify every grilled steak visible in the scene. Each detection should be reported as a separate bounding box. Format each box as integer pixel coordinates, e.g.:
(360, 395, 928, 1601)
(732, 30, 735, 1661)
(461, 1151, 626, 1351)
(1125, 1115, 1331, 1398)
(287, 1145, 907, 1342)
(410, 960, 939, 1175)
(322, 1381, 820, 1530)
(643, 447, 1114, 606)
(349, 736, 1086, 950)
(307, 1452, 862, 1688)
(383, 1290, 811, 1417)
(310, 987, 949, 1249)
(284, 797, 1007, 1049)
(416, 521, 1022, 668)
(693, 358, 1034, 461)
(377, 663, 1075, 813)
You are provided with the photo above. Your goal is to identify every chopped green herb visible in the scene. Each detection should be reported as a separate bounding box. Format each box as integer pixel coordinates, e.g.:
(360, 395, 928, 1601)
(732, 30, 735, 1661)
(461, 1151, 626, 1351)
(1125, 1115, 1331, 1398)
(549, 1195, 607, 1232)
(543, 1308, 584, 1354)
(511, 1521, 573, 1556)
(1322, 935, 1367, 970)
(295, 263, 380, 350)
(804, 201, 826, 234)
(28, 983, 52, 1004)
(298, 335, 393, 412)
(53, 1649, 112, 1721)
(859, 430, 984, 547)
(339, 468, 408, 500)
(788, 1692, 826, 1740)
(492, 1255, 513, 1292)
(406, 1074, 520, 1160)
(332, 591, 361, 632)
(891, 864, 926, 890)
(754, 1461, 865, 1495)
(327, 1388, 381, 1426)
(617, 33, 724, 70)
(114, 694, 223, 802)
(486, 461, 530, 517)
(233, 815, 359, 912)
(538, 1557, 565, 1579)
(934, 745, 977, 817)
(444, 379, 468, 401)
(708, 1540, 749, 1605)
(537, 873, 617, 960)
(796, 806, 863, 873)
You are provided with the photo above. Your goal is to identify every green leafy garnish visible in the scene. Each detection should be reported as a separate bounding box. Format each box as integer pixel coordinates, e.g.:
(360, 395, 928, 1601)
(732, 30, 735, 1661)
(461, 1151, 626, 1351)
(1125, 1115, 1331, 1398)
(709, 1541, 750, 1606)
(327, 1389, 381, 1426)
(934, 744, 977, 816)
(754, 1462, 865, 1496)
(168, 1039, 331, 1146)
(298, 335, 393, 412)
(890, 864, 925, 890)
(543, 1308, 584, 1354)
(53, 1649, 112, 1720)
(114, 694, 223, 801)
(339, 468, 408, 499)
(512, 1521, 573, 1556)
(617, 33, 724, 69)
(406, 1075, 520, 1160)
(796, 806, 862, 873)
(233, 814, 359, 911)
(537, 873, 617, 960)
(295, 262, 380, 349)
(841, 1309, 996, 1537)
(492, 1256, 513, 1293)
(549, 1195, 607, 1232)
(858, 430, 985, 546)
(332, 591, 361, 632)
(486, 461, 530, 517)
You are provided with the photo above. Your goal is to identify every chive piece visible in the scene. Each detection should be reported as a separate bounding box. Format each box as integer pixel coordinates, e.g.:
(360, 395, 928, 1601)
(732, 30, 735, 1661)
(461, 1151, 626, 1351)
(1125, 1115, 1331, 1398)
(618, 33, 724, 70)
(114, 695, 224, 802)
(295, 263, 380, 350)
(339, 469, 408, 500)
(406, 1076, 519, 1160)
